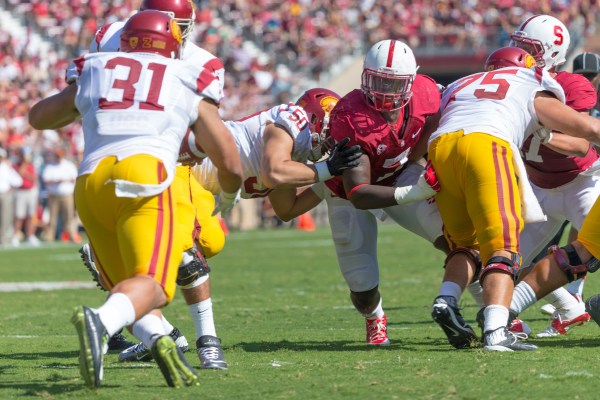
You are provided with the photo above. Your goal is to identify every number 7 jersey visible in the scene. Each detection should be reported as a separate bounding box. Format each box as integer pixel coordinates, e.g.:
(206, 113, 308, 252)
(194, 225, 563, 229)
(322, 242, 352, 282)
(73, 52, 220, 196)
(429, 67, 565, 148)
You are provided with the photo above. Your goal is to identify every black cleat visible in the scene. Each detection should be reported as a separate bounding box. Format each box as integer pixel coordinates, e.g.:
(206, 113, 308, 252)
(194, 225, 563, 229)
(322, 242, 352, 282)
(79, 244, 106, 291)
(119, 327, 188, 362)
(108, 330, 135, 351)
(197, 335, 228, 370)
(431, 296, 479, 349)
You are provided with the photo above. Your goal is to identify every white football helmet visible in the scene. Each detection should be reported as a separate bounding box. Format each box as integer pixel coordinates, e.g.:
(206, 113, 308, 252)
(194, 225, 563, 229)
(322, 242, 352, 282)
(510, 14, 570, 70)
(361, 39, 418, 112)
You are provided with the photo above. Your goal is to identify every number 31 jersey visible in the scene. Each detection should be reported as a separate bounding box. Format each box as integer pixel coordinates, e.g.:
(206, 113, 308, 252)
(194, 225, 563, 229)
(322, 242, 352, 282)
(430, 67, 565, 148)
(73, 52, 219, 196)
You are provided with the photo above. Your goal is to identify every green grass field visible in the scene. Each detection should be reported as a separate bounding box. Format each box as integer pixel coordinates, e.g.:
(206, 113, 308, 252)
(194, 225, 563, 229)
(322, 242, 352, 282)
(1, 223, 600, 399)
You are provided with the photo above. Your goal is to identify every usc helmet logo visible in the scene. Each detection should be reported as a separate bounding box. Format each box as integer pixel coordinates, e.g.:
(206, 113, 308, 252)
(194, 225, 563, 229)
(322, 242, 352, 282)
(170, 19, 182, 44)
(319, 96, 338, 113)
(524, 53, 536, 68)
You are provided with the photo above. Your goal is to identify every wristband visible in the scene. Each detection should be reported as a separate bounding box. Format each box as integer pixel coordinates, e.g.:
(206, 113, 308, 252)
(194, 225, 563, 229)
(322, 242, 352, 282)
(314, 161, 333, 182)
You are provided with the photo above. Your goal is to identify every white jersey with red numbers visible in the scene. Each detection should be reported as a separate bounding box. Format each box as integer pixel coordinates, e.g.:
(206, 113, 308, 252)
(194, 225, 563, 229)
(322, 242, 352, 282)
(73, 52, 218, 197)
(66, 20, 225, 102)
(429, 67, 565, 148)
(192, 104, 314, 199)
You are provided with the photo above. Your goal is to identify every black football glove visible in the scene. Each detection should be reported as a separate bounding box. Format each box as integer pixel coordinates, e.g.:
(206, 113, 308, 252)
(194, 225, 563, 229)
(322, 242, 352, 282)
(325, 137, 363, 176)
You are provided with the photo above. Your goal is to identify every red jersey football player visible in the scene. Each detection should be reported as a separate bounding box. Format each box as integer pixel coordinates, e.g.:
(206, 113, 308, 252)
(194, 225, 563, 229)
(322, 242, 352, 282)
(509, 14, 598, 337)
(322, 39, 446, 345)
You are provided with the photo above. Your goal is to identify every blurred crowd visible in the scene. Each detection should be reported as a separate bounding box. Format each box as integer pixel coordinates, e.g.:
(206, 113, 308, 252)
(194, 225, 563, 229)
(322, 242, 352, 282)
(0, 0, 599, 244)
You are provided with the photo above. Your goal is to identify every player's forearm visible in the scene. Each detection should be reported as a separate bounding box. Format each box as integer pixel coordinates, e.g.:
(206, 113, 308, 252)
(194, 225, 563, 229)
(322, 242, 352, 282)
(269, 187, 322, 221)
(29, 85, 79, 130)
(544, 132, 590, 157)
(347, 185, 399, 209)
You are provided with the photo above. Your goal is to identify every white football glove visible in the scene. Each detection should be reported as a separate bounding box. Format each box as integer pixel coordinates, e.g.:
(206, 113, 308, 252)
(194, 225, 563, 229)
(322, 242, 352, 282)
(212, 189, 241, 216)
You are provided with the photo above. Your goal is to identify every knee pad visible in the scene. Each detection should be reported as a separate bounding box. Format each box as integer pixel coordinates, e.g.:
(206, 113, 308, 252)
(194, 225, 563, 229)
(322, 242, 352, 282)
(548, 244, 600, 282)
(444, 247, 482, 283)
(480, 253, 520, 284)
(176, 248, 211, 287)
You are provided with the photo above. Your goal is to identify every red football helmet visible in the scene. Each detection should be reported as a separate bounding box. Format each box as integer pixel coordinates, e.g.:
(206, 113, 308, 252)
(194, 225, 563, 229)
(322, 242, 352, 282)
(296, 88, 341, 162)
(485, 47, 537, 70)
(139, 0, 195, 40)
(120, 10, 182, 59)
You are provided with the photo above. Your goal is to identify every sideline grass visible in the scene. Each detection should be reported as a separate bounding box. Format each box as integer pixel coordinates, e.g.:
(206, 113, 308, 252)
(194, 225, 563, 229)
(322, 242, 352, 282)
(1, 224, 599, 399)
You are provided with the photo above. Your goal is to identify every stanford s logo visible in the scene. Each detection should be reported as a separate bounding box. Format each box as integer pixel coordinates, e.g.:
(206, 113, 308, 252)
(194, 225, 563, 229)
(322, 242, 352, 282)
(377, 144, 387, 155)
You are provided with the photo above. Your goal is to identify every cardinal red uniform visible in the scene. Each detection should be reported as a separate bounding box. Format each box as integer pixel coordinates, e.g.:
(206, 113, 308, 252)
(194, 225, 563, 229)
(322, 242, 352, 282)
(321, 74, 442, 296)
(519, 71, 600, 266)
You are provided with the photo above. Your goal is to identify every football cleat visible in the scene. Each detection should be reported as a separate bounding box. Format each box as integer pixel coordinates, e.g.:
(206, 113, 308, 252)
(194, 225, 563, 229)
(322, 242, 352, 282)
(197, 335, 228, 370)
(535, 310, 591, 338)
(151, 335, 199, 388)
(71, 305, 109, 387)
(431, 296, 478, 349)
(119, 327, 189, 362)
(365, 314, 391, 345)
(79, 244, 106, 291)
(507, 318, 531, 339)
(108, 330, 136, 351)
(483, 327, 538, 352)
(585, 293, 600, 327)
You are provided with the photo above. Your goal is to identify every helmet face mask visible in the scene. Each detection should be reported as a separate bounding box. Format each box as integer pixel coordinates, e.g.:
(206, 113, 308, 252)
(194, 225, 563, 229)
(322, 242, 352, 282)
(295, 88, 341, 162)
(139, 0, 196, 41)
(361, 40, 418, 112)
(510, 14, 570, 70)
(361, 69, 414, 111)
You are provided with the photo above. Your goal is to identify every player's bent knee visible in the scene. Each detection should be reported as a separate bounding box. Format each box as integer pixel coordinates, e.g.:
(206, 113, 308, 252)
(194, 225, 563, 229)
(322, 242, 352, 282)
(548, 244, 600, 282)
(480, 253, 520, 284)
(445, 247, 482, 283)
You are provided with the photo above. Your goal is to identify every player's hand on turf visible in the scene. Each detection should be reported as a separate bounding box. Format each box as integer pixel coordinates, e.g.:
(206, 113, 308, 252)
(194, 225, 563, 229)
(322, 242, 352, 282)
(326, 137, 363, 176)
(212, 189, 241, 216)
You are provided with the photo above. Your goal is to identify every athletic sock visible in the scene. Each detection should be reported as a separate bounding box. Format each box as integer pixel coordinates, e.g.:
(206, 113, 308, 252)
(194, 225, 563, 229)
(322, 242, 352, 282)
(132, 314, 167, 348)
(189, 298, 217, 338)
(510, 281, 537, 315)
(96, 292, 135, 337)
(364, 298, 384, 320)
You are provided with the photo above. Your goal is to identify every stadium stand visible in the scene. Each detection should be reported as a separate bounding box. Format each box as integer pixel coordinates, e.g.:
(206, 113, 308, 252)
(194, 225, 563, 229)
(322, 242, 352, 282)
(0, 0, 599, 237)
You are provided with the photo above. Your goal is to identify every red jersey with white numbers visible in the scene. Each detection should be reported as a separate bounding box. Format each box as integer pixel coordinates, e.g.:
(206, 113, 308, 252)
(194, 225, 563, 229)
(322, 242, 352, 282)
(521, 71, 599, 188)
(325, 74, 440, 199)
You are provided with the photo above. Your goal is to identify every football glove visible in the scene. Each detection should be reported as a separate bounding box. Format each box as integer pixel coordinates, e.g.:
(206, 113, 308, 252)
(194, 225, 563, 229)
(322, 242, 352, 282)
(212, 189, 241, 216)
(393, 161, 440, 204)
(325, 137, 363, 176)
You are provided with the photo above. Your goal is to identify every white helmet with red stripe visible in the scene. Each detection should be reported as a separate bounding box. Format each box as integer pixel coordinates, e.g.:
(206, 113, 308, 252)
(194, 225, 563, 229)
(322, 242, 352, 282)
(510, 14, 570, 70)
(361, 39, 418, 112)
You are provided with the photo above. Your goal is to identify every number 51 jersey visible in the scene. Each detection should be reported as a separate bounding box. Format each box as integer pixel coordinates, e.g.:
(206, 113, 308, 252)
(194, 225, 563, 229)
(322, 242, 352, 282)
(429, 67, 565, 148)
(73, 52, 220, 197)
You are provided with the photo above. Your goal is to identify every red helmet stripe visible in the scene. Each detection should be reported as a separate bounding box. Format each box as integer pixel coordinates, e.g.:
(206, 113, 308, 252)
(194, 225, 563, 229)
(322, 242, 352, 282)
(386, 40, 396, 68)
(519, 14, 540, 30)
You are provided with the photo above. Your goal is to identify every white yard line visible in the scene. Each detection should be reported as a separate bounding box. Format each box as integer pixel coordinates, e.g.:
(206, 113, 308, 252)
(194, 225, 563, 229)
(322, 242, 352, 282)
(0, 281, 97, 292)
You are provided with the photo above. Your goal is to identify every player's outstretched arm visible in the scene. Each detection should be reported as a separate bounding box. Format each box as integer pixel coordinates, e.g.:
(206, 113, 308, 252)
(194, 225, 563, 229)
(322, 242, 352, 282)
(191, 99, 242, 195)
(29, 84, 80, 130)
(535, 92, 600, 145)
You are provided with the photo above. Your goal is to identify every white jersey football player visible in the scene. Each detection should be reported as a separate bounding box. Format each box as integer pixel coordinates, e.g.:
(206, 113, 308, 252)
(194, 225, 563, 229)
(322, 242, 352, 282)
(66, 0, 232, 370)
(29, 10, 242, 388)
(189, 88, 363, 204)
(428, 45, 600, 352)
(509, 14, 599, 337)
